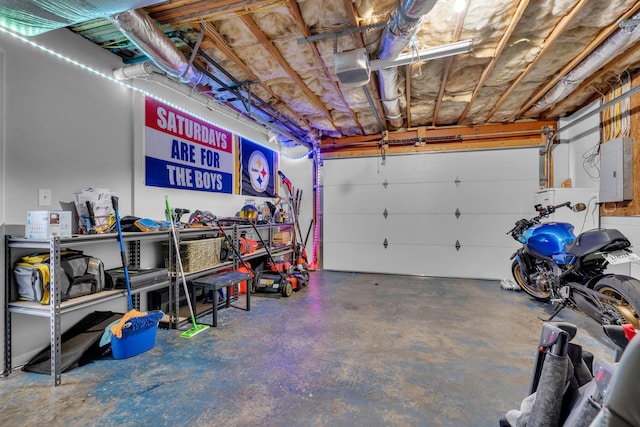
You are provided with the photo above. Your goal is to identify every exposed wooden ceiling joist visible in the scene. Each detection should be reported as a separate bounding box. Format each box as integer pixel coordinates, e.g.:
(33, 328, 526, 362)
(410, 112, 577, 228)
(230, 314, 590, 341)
(200, 22, 313, 130)
(433, 0, 469, 125)
(457, 0, 530, 125)
(239, 12, 337, 130)
(147, 0, 276, 26)
(55, 0, 640, 153)
(515, 0, 640, 118)
(285, 0, 364, 134)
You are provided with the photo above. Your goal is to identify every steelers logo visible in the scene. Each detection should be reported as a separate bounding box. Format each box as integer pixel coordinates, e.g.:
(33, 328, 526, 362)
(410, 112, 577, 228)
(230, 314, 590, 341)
(248, 150, 270, 193)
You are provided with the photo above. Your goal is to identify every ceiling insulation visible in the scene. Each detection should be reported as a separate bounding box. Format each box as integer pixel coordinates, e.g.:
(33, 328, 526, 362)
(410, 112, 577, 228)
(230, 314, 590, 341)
(3, 0, 640, 152)
(0, 0, 164, 36)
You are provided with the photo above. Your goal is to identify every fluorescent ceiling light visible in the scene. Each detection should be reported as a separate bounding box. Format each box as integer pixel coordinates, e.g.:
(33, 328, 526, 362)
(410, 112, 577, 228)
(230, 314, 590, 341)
(370, 40, 473, 71)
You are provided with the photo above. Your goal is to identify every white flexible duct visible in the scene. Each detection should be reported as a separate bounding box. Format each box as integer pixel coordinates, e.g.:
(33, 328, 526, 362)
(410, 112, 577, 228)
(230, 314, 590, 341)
(109, 8, 205, 87)
(113, 62, 312, 155)
(376, 0, 439, 128)
(525, 11, 640, 117)
(110, 9, 313, 152)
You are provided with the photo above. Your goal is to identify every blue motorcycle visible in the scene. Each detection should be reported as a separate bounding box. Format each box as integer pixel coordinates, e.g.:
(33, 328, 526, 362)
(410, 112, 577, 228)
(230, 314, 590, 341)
(508, 201, 640, 327)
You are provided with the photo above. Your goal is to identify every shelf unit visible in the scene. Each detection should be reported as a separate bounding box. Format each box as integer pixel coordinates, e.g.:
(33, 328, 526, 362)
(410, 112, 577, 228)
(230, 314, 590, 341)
(164, 222, 294, 328)
(3, 222, 294, 386)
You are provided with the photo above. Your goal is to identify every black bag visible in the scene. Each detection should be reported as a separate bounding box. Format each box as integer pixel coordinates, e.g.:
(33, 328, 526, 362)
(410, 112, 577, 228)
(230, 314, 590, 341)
(105, 267, 168, 290)
(14, 250, 105, 303)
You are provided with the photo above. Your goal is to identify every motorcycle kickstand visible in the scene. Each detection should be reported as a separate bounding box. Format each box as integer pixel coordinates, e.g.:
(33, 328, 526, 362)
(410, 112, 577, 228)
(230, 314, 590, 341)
(539, 301, 567, 322)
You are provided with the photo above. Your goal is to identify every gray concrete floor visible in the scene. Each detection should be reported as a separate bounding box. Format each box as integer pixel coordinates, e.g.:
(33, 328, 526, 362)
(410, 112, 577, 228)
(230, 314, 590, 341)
(0, 271, 614, 426)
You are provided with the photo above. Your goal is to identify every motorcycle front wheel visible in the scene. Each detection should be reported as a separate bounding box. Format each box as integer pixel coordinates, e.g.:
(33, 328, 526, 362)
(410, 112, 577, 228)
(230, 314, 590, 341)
(594, 275, 640, 328)
(511, 260, 550, 301)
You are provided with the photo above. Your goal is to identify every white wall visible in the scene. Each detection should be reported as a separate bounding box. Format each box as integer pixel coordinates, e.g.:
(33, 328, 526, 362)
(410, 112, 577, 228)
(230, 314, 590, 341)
(0, 28, 313, 369)
(556, 100, 640, 280)
(555, 100, 601, 190)
(4, 29, 134, 223)
(279, 155, 316, 263)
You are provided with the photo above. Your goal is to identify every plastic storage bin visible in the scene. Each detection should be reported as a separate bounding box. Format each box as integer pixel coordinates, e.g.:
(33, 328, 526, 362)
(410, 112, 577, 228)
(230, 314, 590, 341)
(111, 321, 159, 359)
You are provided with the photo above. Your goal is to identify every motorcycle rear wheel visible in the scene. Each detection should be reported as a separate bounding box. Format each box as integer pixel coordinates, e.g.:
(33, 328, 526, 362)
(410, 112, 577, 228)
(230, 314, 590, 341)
(511, 260, 550, 301)
(594, 275, 640, 328)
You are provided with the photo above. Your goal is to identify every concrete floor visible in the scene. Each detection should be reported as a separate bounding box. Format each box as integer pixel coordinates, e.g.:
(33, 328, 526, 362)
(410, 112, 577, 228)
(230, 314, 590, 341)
(0, 271, 614, 427)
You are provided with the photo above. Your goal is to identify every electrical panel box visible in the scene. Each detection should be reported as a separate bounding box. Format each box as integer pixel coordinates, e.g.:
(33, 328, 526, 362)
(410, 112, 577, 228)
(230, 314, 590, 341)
(599, 136, 633, 203)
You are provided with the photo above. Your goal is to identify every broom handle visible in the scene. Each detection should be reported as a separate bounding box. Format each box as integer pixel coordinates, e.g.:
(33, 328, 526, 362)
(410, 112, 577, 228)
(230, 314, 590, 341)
(165, 196, 198, 328)
(111, 196, 133, 311)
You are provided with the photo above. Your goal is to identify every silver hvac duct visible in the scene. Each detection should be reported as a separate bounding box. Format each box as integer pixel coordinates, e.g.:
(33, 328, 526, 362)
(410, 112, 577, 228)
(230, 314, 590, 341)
(113, 62, 312, 153)
(109, 8, 313, 150)
(376, 0, 439, 128)
(525, 10, 640, 117)
(109, 8, 204, 87)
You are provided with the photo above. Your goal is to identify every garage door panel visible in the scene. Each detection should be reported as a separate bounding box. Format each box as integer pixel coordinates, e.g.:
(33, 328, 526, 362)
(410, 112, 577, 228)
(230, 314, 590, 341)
(378, 180, 539, 215)
(325, 242, 515, 280)
(383, 214, 519, 247)
(383, 215, 457, 245)
(380, 183, 460, 214)
(321, 158, 386, 186)
(324, 184, 386, 214)
(453, 151, 538, 181)
(324, 242, 457, 275)
(380, 150, 538, 182)
(323, 241, 388, 271)
(448, 180, 540, 214)
(323, 148, 538, 279)
(324, 214, 391, 244)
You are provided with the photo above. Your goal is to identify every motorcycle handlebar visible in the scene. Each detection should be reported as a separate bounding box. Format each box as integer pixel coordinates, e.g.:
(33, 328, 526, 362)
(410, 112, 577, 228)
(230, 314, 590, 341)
(508, 201, 586, 239)
(534, 201, 585, 220)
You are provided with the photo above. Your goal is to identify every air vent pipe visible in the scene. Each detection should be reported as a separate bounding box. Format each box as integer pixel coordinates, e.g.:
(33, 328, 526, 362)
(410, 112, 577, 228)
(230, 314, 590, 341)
(376, 0, 438, 128)
(109, 8, 204, 87)
(525, 11, 640, 117)
(110, 8, 313, 150)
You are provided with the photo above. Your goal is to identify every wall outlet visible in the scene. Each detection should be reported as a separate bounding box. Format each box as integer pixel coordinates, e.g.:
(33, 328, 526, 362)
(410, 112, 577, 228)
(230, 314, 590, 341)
(38, 188, 52, 206)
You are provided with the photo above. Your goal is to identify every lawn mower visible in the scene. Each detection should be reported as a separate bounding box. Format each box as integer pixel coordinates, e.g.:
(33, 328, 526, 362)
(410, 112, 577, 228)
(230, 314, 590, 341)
(215, 217, 308, 298)
(255, 259, 309, 297)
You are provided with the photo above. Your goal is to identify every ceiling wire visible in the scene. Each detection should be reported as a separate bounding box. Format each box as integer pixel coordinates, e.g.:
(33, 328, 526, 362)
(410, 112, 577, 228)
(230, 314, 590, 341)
(582, 70, 632, 181)
(582, 139, 600, 180)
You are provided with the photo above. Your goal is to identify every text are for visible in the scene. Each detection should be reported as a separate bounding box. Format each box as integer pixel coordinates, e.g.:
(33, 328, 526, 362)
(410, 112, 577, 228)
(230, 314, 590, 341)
(171, 139, 221, 168)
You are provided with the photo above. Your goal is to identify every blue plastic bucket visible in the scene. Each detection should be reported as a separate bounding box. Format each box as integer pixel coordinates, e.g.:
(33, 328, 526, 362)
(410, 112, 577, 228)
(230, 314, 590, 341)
(111, 322, 158, 359)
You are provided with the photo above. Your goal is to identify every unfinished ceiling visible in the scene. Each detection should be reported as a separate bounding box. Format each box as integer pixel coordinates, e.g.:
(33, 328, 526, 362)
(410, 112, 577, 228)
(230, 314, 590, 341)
(4, 0, 640, 152)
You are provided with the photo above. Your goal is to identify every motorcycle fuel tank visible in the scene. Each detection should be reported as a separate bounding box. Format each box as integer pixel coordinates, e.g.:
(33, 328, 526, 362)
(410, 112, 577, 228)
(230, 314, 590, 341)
(524, 222, 576, 256)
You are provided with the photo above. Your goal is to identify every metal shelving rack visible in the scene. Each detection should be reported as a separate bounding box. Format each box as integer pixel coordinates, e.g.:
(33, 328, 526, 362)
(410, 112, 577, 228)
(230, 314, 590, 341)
(3, 222, 294, 386)
(165, 222, 294, 329)
(3, 232, 170, 386)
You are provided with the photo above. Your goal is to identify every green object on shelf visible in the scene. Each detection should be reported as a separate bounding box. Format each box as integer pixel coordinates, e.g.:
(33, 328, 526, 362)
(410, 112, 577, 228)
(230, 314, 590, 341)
(165, 196, 210, 339)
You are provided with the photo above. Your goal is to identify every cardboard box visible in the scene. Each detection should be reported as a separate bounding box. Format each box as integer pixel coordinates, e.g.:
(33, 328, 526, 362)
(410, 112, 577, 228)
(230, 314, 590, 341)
(26, 211, 72, 239)
(273, 231, 292, 245)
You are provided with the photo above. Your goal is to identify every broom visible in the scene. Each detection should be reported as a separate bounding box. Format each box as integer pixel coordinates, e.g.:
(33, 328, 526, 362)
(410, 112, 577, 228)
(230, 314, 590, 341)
(108, 196, 163, 357)
(111, 196, 135, 311)
(165, 196, 209, 338)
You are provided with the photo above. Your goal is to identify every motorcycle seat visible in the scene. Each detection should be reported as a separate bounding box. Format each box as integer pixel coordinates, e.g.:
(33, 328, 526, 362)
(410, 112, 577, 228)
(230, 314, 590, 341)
(565, 229, 629, 258)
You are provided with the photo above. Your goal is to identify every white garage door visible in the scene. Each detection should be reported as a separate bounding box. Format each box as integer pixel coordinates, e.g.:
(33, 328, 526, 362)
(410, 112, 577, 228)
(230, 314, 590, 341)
(322, 148, 540, 279)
